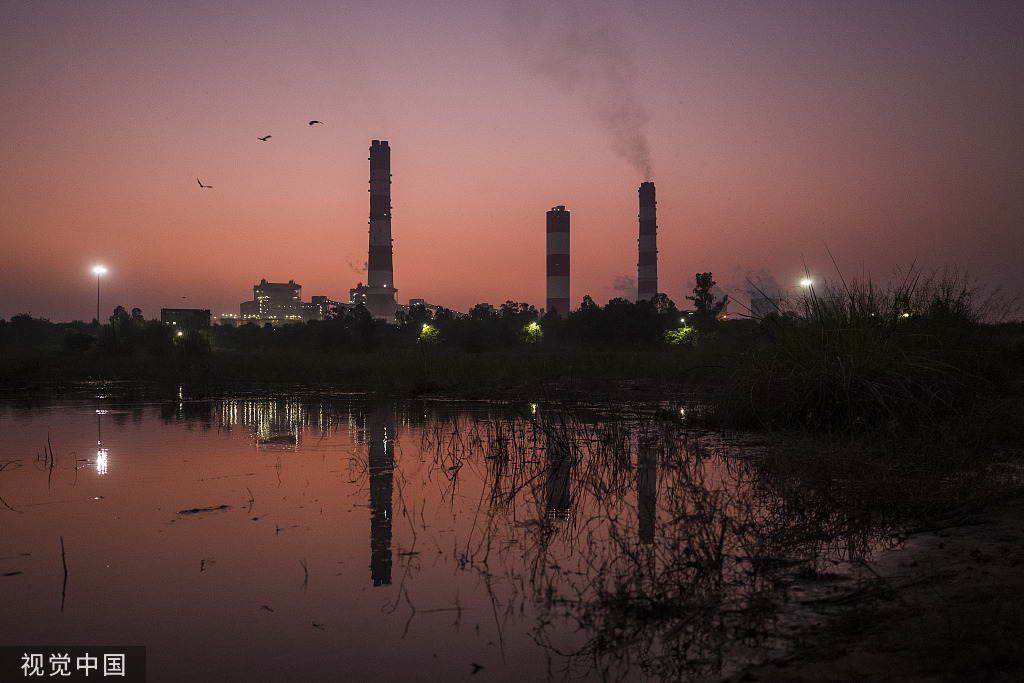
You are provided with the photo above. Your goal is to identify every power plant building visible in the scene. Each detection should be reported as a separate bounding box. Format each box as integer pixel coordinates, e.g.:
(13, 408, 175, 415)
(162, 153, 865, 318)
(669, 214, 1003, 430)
(366, 140, 398, 322)
(637, 182, 658, 301)
(239, 279, 340, 325)
(240, 279, 303, 325)
(546, 205, 570, 317)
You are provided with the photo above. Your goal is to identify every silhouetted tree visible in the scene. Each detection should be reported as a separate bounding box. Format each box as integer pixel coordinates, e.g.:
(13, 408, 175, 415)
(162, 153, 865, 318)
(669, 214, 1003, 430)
(469, 303, 495, 321)
(686, 273, 728, 327)
(99, 306, 143, 355)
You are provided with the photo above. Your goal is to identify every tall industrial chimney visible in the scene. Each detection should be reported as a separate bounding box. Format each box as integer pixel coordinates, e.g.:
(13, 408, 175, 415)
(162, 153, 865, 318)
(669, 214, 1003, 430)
(366, 140, 397, 321)
(637, 182, 657, 301)
(546, 205, 570, 317)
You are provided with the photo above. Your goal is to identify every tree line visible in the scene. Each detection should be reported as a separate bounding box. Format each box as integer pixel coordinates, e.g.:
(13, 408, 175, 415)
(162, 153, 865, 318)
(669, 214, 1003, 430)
(0, 273, 734, 357)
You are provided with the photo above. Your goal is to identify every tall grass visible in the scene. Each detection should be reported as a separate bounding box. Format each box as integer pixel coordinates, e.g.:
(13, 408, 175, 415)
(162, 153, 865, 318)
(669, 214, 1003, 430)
(720, 266, 1019, 437)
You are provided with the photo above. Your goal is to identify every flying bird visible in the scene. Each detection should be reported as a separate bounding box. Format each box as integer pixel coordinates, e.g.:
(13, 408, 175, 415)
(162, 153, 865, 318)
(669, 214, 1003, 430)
(197, 178, 212, 188)
(257, 135, 271, 141)
(308, 120, 322, 125)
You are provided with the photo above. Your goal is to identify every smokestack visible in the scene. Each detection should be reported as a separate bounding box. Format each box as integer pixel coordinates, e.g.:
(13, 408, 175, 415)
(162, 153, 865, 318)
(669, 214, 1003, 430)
(637, 181, 657, 301)
(367, 140, 396, 321)
(546, 205, 570, 317)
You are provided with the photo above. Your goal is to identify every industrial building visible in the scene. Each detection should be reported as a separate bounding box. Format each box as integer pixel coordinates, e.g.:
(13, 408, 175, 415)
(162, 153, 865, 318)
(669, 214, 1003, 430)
(239, 279, 342, 326)
(365, 140, 399, 322)
(637, 181, 658, 301)
(546, 206, 570, 317)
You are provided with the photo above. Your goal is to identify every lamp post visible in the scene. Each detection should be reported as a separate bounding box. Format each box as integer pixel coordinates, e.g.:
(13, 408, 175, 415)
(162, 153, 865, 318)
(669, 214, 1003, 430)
(93, 266, 107, 324)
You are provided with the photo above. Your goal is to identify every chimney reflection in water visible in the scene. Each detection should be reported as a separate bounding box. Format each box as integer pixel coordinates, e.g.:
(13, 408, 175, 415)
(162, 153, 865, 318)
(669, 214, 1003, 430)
(637, 436, 657, 544)
(368, 408, 395, 586)
(546, 438, 572, 522)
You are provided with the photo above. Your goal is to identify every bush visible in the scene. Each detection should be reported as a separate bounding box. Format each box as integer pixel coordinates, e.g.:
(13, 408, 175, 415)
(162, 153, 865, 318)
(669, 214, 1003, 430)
(718, 267, 1018, 435)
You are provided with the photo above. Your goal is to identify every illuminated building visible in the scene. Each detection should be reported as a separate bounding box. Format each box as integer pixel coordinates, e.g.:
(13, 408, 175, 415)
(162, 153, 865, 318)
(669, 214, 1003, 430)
(239, 280, 340, 325)
(240, 279, 303, 325)
(349, 282, 369, 307)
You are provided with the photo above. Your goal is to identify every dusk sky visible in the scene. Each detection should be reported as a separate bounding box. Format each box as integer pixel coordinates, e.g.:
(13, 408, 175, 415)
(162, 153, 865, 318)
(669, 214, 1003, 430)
(3, 1, 1022, 322)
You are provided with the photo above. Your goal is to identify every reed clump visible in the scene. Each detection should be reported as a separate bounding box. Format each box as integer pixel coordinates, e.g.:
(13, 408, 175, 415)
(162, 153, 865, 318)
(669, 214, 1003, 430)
(718, 267, 1019, 438)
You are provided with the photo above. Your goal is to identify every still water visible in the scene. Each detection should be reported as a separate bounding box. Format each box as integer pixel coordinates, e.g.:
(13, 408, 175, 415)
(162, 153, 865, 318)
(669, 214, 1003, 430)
(0, 391, 885, 681)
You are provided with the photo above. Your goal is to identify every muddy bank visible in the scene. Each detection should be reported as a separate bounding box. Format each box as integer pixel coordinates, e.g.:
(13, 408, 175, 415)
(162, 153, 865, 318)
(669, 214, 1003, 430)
(727, 492, 1024, 682)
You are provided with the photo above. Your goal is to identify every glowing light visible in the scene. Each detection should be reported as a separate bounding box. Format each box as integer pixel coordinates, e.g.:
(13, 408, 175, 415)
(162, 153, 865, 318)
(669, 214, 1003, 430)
(419, 323, 440, 344)
(96, 448, 108, 475)
(92, 265, 107, 323)
(799, 278, 813, 287)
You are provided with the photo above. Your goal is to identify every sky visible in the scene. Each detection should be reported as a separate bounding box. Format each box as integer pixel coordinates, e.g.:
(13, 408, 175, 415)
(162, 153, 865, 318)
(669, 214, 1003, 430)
(2, 0, 1022, 322)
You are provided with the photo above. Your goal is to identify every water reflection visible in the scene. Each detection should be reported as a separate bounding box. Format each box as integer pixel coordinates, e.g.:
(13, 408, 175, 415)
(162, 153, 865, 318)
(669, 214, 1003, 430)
(2, 394, 891, 682)
(546, 437, 572, 522)
(367, 406, 395, 586)
(637, 433, 656, 544)
(95, 410, 108, 475)
(425, 405, 886, 681)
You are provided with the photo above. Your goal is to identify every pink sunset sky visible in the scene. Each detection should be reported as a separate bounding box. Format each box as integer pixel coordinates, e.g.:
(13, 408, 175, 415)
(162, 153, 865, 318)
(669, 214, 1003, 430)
(2, 1, 1022, 322)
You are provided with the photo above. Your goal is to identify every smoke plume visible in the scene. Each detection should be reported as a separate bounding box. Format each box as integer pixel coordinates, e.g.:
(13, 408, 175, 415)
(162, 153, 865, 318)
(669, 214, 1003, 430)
(745, 269, 784, 299)
(509, 1, 653, 180)
(612, 274, 637, 298)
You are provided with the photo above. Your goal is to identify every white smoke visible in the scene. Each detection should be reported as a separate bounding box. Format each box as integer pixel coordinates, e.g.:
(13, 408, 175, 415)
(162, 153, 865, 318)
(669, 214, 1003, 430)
(745, 269, 785, 299)
(612, 274, 636, 298)
(508, 0, 653, 180)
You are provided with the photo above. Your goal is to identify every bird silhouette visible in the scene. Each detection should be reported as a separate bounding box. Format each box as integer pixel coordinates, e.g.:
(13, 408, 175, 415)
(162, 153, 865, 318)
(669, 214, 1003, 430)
(308, 120, 322, 125)
(197, 178, 212, 188)
(257, 135, 271, 141)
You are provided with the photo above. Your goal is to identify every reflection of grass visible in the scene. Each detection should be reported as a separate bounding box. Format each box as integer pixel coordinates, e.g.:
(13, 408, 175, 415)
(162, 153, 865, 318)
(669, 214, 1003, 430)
(416, 396, 1024, 681)
(419, 404, 901, 681)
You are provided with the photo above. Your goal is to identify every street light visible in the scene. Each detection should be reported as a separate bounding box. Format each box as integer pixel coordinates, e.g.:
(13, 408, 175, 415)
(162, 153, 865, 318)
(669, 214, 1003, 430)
(92, 265, 107, 323)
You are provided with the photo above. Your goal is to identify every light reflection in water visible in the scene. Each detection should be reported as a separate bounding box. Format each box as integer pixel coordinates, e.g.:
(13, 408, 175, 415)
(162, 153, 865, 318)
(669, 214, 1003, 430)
(96, 409, 108, 475)
(2, 396, 892, 682)
(367, 408, 395, 586)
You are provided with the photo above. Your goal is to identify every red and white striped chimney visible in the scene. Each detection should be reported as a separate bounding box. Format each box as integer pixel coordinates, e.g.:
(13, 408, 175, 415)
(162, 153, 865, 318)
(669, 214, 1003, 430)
(366, 140, 396, 321)
(546, 205, 570, 316)
(637, 182, 657, 301)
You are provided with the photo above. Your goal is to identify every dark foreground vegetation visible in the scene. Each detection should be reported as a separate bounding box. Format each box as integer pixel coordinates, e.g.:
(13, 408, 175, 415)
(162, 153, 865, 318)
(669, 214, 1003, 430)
(3, 267, 1024, 679)
(3, 268, 1023, 435)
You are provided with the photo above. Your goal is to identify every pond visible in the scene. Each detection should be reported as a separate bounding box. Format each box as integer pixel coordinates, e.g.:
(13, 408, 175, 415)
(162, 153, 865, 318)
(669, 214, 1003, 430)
(0, 391, 890, 681)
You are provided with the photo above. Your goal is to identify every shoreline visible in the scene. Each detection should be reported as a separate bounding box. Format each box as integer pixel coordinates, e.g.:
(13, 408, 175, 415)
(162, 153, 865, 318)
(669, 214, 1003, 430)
(728, 490, 1024, 681)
